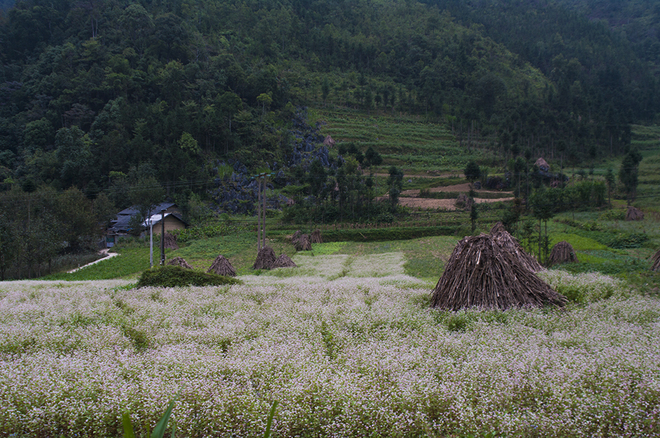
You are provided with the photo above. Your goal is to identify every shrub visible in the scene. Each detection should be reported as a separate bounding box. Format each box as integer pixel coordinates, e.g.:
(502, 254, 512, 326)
(136, 266, 242, 288)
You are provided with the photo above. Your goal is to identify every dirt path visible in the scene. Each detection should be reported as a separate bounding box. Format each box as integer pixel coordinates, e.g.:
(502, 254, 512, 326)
(67, 251, 118, 273)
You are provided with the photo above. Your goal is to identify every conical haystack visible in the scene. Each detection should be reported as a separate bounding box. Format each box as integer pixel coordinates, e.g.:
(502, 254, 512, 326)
(168, 256, 192, 269)
(491, 229, 544, 273)
(626, 206, 644, 221)
(652, 249, 660, 272)
(455, 193, 473, 210)
(208, 254, 237, 277)
(294, 234, 312, 251)
(431, 234, 566, 311)
(253, 246, 276, 270)
(490, 221, 507, 235)
(291, 230, 303, 248)
(310, 229, 323, 244)
(163, 232, 179, 250)
(272, 254, 297, 268)
(548, 241, 578, 266)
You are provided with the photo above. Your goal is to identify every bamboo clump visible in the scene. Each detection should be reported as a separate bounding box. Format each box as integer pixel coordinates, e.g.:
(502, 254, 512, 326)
(208, 255, 237, 277)
(431, 234, 566, 311)
(548, 241, 578, 266)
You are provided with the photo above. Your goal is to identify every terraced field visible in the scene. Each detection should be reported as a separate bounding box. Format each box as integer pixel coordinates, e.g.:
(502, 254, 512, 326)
(315, 107, 497, 173)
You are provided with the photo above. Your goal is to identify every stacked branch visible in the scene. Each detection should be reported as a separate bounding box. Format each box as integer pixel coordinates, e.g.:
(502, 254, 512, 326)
(626, 206, 644, 221)
(490, 229, 544, 273)
(167, 256, 192, 269)
(548, 241, 578, 266)
(163, 232, 179, 250)
(310, 229, 323, 244)
(489, 221, 507, 235)
(455, 193, 473, 211)
(291, 230, 302, 246)
(431, 234, 566, 311)
(652, 249, 660, 272)
(253, 246, 276, 270)
(294, 234, 312, 251)
(272, 254, 297, 268)
(208, 255, 237, 277)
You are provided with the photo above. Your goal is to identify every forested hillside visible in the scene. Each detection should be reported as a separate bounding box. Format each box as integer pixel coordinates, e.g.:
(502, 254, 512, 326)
(1, 0, 657, 201)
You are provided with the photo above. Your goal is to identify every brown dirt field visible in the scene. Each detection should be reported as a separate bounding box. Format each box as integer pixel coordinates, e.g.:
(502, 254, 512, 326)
(375, 194, 514, 210)
(394, 196, 515, 210)
(401, 183, 512, 196)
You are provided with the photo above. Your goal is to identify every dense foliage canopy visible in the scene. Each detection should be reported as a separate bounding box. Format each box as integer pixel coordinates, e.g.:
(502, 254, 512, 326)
(1, 0, 657, 199)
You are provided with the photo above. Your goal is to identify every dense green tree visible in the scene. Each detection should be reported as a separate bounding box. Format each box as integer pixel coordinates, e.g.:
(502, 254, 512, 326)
(619, 149, 643, 205)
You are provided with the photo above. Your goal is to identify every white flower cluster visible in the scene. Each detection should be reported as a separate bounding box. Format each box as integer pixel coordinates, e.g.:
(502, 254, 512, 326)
(0, 269, 658, 436)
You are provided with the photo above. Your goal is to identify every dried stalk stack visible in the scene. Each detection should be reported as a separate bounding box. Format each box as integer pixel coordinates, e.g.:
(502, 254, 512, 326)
(310, 229, 323, 244)
(167, 256, 192, 269)
(455, 193, 473, 210)
(163, 232, 179, 250)
(207, 255, 236, 277)
(431, 234, 567, 311)
(652, 249, 660, 272)
(291, 230, 302, 246)
(489, 221, 507, 235)
(252, 246, 276, 270)
(294, 234, 312, 251)
(626, 206, 644, 221)
(548, 241, 578, 266)
(491, 229, 544, 273)
(272, 254, 297, 268)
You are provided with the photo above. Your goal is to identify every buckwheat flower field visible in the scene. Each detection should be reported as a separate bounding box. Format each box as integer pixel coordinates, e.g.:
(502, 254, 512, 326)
(1, 255, 659, 437)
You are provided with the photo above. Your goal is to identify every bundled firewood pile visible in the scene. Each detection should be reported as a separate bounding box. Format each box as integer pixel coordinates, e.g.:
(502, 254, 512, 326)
(252, 246, 277, 270)
(310, 229, 323, 244)
(272, 254, 297, 268)
(431, 233, 566, 311)
(626, 206, 644, 221)
(292, 231, 312, 251)
(163, 232, 179, 250)
(652, 249, 660, 272)
(490, 226, 544, 273)
(208, 254, 237, 277)
(167, 256, 192, 269)
(548, 241, 579, 266)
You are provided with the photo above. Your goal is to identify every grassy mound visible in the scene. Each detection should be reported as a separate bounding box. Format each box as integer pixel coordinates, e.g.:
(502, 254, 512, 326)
(136, 265, 242, 288)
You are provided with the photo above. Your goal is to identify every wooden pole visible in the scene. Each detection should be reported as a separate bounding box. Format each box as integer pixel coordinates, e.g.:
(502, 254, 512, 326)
(262, 176, 267, 248)
(257, 178, 262, 250)
(160, 209, 165, 265)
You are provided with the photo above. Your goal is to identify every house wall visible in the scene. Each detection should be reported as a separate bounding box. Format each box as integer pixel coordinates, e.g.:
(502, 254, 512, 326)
(151, 216, 186, 235)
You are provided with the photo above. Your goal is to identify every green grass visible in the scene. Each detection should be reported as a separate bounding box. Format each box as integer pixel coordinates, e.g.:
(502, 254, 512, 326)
(41, 247, 152, 281)
(316, 107, 497, 173)
(331, 236, 459, 281)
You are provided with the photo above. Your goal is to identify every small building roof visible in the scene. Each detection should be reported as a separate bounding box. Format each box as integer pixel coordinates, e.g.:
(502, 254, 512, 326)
(535, 157, 550, 171)
(116, 202, 177, 217)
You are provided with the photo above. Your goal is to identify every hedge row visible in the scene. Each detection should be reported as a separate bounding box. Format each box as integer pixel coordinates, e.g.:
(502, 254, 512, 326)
(136, 266, 243, 288)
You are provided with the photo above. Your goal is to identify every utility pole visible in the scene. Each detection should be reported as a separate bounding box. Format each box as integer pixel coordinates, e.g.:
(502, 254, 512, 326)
(254, 172, 270, 250)
(149, 210, 153, 268)
(160, 209, 165, 265)
(257, 177, 262, 250)
(262, 174, 267, 248)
